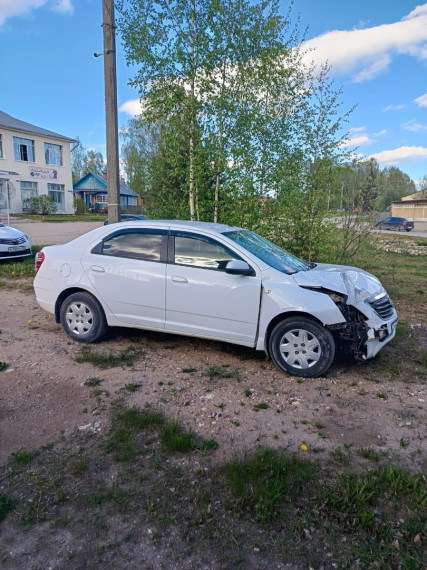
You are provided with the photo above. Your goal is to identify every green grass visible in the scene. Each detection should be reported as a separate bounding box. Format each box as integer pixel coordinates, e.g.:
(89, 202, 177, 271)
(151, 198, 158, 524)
(123, 382, 142, 393)
(202, 365, 240, 381)
(0, 494, 16, 522)
(0, 361, 9, 371)
(11, 448, 40, 465)
(75, 346, 140, 369)
(0, 245, 44, 279)
(13, 213, 106, 222)
(253, 402, 269, 411)
(160, 421, 197, 453)
(83, 377, 103, 387)
(223, 448, 318, 522)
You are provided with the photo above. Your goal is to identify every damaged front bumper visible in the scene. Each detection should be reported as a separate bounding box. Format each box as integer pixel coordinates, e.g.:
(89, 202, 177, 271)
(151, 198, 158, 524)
(328, 292, 398, 361)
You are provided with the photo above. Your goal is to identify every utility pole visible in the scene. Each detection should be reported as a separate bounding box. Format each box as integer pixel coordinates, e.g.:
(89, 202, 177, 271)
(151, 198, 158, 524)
(102, 0, 120, 224)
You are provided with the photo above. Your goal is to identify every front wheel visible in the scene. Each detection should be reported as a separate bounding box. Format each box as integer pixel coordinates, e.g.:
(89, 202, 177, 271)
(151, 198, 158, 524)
(60, 292, 108, 343)
(268, 317, 335, 378)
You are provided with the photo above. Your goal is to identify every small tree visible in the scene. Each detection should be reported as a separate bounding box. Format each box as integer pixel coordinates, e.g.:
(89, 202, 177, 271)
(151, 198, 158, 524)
(23, 195, 57, 215)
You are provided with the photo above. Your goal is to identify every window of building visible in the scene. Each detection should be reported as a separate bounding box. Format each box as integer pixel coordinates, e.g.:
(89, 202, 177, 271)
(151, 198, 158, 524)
(96, 195, 108, 203)
(173, 235, 239, 270)
(48, 183, 65, 210)
(13, 137, 35, 162)
(0, 134, 3, 159)
(21, 181, 38, 209)
(44, 142, 62, 166)
(98, 229, 166, 262)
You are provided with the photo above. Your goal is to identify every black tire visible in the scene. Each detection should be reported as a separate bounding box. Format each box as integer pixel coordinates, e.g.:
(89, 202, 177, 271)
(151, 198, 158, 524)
(60, 292, 108, 343)
(268, 316, 335, 378)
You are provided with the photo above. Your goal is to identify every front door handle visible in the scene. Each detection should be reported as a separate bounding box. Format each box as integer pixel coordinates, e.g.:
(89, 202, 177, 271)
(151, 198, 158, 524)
(91, 265, 105, 273)
(171, 276, 188, 284)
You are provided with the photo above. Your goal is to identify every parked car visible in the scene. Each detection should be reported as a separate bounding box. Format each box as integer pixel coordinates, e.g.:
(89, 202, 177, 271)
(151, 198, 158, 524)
(375, 217, 414, 231)
(0, 223, 32, 261)
(103, 214, 148, 225)
(34, 221, 397, 378)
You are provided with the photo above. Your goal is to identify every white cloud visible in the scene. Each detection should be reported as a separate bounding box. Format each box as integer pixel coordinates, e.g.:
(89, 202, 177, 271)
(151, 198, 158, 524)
(341, 135, 373, 148)
(369, 146, 427, 166)
(403, 119, 427, 132)
(52, 0, 73, 13)
(374, 129, 387, 137)
(414, 93, 427, 107)
(119, 99, 144, 117)
(382, 104, 406, 112)
(301, 4, 427, 82)
(0, 0, 73, 26)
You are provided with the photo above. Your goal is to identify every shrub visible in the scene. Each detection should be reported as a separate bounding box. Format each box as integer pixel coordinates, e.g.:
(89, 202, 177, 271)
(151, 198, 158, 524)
(23, 195, 57, 215)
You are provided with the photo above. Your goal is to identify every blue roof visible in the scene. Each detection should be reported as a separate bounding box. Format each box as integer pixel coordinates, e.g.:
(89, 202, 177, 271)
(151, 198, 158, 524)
(0, 110, 75, 143)
(73, 172, 139, 197)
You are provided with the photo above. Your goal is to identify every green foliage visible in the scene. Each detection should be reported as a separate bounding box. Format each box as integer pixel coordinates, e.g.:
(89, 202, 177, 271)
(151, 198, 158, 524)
(71, 137, 106, 183)
(202, 365, 240, 380)
(0, 494, 16, 522)
(223, 448, 318, 522)
(75, 346, 140, 369)
(117, 0, 353, 255)
(23, 195, 57, 215)
(160, 421, 197, 453)
(73, 197, 87, 214)
(0, 361, 8, 371)
(12, 449, 39, 465)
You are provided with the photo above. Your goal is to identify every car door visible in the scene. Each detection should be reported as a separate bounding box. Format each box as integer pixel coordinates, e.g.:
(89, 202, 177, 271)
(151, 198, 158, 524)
(81, 227, 167, 329)
(165, 231, 262, 345)
(383, 217, 392, 229)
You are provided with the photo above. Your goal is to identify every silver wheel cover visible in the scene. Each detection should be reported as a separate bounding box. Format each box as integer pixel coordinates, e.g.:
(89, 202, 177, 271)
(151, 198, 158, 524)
(279, 328, 321, 369)
(65, 302, 94, 336)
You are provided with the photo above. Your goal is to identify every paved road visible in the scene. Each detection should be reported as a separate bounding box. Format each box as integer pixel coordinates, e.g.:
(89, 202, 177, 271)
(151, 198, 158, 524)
(11, 220, 103, 245)
(9, 218, 427, 246)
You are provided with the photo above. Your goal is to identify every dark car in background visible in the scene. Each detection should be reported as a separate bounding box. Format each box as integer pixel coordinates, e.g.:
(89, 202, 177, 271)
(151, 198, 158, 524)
(375, 217, 414, 232)
(104, 214, 148, 226)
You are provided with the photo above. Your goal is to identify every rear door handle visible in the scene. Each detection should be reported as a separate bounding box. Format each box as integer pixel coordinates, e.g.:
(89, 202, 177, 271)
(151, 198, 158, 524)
(91, 265, 105, 273)
(171, 276, 188, 284)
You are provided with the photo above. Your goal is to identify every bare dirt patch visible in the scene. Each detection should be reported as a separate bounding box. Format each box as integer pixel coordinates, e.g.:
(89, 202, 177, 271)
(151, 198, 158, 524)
(1, 280, 425, 469)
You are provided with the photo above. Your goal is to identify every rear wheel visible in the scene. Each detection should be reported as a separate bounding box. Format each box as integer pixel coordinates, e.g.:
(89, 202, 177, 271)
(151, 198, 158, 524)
(60, 292, 108, 343)
(268, 316, 335, 378)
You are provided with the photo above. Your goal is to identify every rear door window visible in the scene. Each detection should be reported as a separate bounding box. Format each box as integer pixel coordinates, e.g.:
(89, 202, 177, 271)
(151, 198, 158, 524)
(94, 229, 167, 262)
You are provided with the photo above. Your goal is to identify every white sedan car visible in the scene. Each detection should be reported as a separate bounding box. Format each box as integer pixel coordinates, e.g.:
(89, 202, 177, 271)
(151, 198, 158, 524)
(34, 221, 397, 378)
(0, 223, 32, 261)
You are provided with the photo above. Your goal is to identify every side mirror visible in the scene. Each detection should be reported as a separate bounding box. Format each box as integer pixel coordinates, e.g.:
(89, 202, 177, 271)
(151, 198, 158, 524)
(225, 260, 254, 276)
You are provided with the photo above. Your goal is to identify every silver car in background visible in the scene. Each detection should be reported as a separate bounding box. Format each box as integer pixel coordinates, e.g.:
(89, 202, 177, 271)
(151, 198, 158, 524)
(0, 223, 32, 261)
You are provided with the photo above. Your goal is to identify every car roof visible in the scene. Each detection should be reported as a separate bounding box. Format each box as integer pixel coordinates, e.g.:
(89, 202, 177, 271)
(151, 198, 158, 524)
(106, 219, 240, 233)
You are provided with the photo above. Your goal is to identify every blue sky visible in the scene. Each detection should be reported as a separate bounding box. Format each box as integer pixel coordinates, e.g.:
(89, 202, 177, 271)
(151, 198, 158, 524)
(1, 0, 427, 185)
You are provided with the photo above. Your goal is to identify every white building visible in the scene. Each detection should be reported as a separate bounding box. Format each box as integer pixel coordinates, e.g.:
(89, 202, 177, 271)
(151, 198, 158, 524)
(0, 110, 75, 214)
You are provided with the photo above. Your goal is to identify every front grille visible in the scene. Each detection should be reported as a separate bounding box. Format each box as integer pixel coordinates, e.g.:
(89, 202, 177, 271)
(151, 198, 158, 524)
(368, 294, 395, 320)
(0, 236, 26, 245)
(0, 248, 31, 258)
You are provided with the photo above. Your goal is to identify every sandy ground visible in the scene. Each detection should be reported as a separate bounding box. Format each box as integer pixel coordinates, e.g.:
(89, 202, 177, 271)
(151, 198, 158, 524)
(0, 281, 425, 471)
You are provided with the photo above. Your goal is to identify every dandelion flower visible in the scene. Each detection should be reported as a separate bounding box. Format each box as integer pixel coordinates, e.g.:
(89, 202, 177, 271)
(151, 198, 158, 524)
(28, 320, 32, 324)
(300, 444, 308, 451)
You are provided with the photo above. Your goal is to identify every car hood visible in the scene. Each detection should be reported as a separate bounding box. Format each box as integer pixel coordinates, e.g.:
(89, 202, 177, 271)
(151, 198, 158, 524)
(292, 263, 385, 304)
(0, 224, 25, 239)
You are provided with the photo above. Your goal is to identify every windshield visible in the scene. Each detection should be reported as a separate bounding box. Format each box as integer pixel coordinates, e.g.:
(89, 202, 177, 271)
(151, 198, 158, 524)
(224, 230, 308, 274)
